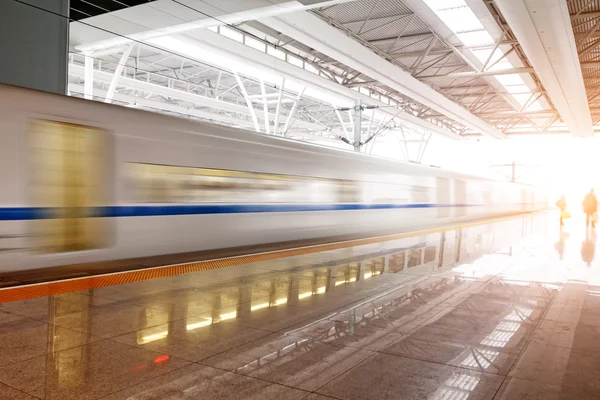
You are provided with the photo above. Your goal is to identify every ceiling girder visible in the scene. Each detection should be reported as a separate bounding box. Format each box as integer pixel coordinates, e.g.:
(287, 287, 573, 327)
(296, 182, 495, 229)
(261, 11, 505, 138)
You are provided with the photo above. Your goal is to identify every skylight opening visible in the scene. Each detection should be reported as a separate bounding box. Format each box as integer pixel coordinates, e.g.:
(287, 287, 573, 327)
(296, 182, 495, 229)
(456, 30, 494, 47)
(220, 26, 243, 43)
(424, 0, 484, 33)
(496, 74, 526, 86)
(505, 84, 530, 94)
(424, 0, 544, 112)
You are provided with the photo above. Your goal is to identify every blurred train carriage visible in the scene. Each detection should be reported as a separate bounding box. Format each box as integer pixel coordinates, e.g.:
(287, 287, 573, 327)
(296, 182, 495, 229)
(0, 85, 545, 271)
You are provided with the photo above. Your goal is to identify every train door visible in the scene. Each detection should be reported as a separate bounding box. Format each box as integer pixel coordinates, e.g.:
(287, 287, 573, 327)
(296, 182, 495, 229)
(437, 177, 450, 218)
(30, 120, 110, 253)
(454, 180, 467, 217)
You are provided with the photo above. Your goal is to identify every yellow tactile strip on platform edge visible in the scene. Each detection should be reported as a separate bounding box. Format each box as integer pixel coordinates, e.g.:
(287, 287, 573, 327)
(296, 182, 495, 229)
(0, 212, 538, 303)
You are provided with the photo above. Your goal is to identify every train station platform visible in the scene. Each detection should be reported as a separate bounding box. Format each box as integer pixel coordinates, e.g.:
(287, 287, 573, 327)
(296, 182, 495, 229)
(0, 212, 599, 399)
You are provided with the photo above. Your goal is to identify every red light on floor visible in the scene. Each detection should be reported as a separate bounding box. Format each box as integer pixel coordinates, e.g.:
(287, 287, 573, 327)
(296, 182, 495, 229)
(153, 355, 170, 364)
(132, 364, 147, 372)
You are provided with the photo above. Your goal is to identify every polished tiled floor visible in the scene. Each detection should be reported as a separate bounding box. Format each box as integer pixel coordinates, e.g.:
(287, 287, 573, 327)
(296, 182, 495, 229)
(3, 213, 600, 399)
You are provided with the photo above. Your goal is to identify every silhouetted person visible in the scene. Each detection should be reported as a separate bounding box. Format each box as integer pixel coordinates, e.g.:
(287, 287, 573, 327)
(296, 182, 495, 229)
(584, 189, 598, 229)
(556, 195, 567, 226)
(582, 231, 596, 267)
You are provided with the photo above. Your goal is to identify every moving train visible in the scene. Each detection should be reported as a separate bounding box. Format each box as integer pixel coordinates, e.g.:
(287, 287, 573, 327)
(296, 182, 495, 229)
(0, 85, 545, 271)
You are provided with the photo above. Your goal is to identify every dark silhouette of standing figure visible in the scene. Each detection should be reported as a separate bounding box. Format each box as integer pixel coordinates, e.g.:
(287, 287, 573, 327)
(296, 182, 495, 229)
(583, 189, 598, 229)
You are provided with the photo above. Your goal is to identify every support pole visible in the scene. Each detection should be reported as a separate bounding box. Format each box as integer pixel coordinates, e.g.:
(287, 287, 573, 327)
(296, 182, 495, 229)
(335, 108, 351, 138)
(105, 44, 134, 103)
(260, 80, 270, 134)
(512, 161, 516, 182)
(417, 133, 432, 163)
(274, 79, 286, 135)
(84, 54, 94, 100)
(282, 86, 306, 135)
(353, 100, 362, 152)
(233, 72, 260, 132)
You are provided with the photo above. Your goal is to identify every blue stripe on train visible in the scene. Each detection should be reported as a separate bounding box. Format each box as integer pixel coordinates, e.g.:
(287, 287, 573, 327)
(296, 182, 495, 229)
(0, 203, 475, 220)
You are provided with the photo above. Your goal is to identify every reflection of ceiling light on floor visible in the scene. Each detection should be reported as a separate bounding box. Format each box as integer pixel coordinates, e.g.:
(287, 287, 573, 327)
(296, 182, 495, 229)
(430, 372, 481, 400)
(298, 291, 313, 299)
(364, 272, 373, 279)
(186, 318, 213, 331)
(349, 277, 356, 282)
(496, 321, 521, 332)
(251, 303, 269, 311)
(335, 281, 345, 286)
(460, 349, 499, 369)
(273, 297, 288, 306)
(219, 311, 237, 320)
(448, 373, 481, 391)
(316, 286, 326, 294)
(139, 331, 168, 344)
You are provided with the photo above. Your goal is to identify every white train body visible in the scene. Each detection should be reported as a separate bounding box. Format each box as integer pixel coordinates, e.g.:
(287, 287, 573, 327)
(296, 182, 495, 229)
(0, 85, 544, 272)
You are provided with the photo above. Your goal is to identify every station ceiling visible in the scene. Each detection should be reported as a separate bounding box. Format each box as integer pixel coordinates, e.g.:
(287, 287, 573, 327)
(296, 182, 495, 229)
(66, 0, 600, 152)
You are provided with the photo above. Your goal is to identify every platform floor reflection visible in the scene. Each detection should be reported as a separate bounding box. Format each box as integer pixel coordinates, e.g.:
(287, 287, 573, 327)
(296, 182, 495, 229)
(3, 213, 600, 399)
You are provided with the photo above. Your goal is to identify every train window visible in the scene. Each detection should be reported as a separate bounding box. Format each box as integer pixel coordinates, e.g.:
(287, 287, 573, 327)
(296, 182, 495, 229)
(127, 162, 434, 206)
(365, 182, 412, 204)
(407, 248, 422, 268)
(338, 180, 360, 203)
(411, 185, 431, 203)
(30, 120, 110, 253)
(388, 252, 405, 273)
(128, 162, 364, 204)
(423, 246, 437, 264)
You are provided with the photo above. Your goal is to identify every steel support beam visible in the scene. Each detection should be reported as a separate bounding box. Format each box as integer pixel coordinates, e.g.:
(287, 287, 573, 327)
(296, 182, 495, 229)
(233, 72, 261, 132)
(161, 29, 463, 139)
(84, 55, 94, 100)
(581, 61, 600, 68)
(72, 0, 357, 54)
(259, 80, 270, 134)
(273, 79, 285, 135)
(104, 44, 134, 103)
(353, 100, 362, 152)
(571, 11, 600, 20)
(261, 12, 504, 138)
(69, 63, 325, 131)
(495, 0, 593, 137)
(420, 67, 534, 80)
(283, 86, 306, 135)
(335, 108, 351, 138)
(411, 37, 436, 72)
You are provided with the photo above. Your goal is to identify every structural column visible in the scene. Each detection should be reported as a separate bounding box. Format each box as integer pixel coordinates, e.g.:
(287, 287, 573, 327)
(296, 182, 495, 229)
(0, 0, 69, 94)
(353, 100, 362, 152)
